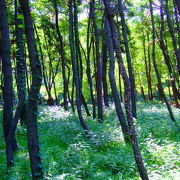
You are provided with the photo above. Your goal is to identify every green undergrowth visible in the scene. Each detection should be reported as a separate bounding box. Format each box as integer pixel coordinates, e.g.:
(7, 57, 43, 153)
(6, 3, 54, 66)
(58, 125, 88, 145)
(0, 103, 180, 179)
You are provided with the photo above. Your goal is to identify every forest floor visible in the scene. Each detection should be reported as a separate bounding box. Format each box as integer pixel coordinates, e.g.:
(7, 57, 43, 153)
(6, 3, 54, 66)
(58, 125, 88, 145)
(0, 103, 180, 180)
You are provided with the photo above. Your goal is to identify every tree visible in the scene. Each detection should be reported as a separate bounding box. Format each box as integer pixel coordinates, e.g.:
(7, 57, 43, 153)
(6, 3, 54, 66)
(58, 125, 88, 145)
(53, 0, 69, 111)
(69, 0, 91, 137)
(90, 0, 103, 122)
(18, 0, 44, 178)
(0, 0, 16, 166)
(149, 0, 178, 127)
(174, 0, 180, 13)
(118, 0, 137, 118)
(103, 1, 149, 179)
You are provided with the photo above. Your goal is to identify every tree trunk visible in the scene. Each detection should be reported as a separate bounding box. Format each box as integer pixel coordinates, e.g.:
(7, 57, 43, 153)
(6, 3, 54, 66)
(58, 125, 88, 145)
(174, 0, 180, 13)
(165, 0, 180, 74)
(158, 1, 179, 107)
(69, 0, 91, 137)
(0, 0, 15, 166)
(103, 1, 149, 179)
(105, 17, 130, 142)
(86, 14, 96, 118)
(14, 0, 27, 124)
(73, 0, 91, 117)
(19, 0, 44, 178)
(147, 34, 154, 101)
(53, 0, 68, 111)
(149, 0, 178, 127)
(118, 0, 137, 118)
(90, 0, 103, 122)
(102, 24, 110, 108)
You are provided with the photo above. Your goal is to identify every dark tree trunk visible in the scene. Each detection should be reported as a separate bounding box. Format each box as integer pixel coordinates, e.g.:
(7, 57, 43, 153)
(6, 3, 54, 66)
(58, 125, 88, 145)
(4, 0, 28, 166)
(147, 33, 154, 101)
(141, 87, 146, 101)
(53, 0, 68, 111)
(142, 30, 153, 101)
(73, 0, 91, 117)
(34, 23, 50, 105)
(102, 24, 110, 108)
(14, 0, 27, 124)
(149, 0, 178, 127)
(71, 76, 75, 112)
(118, 0, 137, 118)
(86, 13, 96, 118)
(18, 0, 44, 178)
(157, 84, 164, 101)
(0, 0, 15, 166)
(118, 64, 123, 102)
(173, 0, 180, 48)
(103, 1, 149, 179)
(105, 17, 130, 142)
(69, 0, 91, 137)
(165, 0, 180, 74)
(174, 0, 180, 13)
(90, 0, 103, 122)
(158, 1, 180, 107)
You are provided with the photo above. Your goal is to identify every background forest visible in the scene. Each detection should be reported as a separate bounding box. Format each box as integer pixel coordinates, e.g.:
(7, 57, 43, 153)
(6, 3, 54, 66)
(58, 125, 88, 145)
(0, 0, 180, 179)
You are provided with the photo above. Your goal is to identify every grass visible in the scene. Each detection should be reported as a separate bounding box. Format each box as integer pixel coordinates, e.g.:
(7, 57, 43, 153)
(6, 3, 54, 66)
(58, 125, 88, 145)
(0, 103, 180, 179)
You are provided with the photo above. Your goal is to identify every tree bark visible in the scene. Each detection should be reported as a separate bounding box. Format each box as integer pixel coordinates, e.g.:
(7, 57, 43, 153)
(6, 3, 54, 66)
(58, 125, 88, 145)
(102, 24, 110, 108)
(69, 0, 91, 137)
(103, 1, 149, 179)
(53, 0, 68, 111)
(0, 0, 15, 166)
(86, 13, 96, 118)
(174, 0, 180, 13)
(90, 0, 103, 122)
(14, 0, 27, 123)
(118, 0, 137, 118)
(165, 0, 180, 74)
(158, 0, 180, 107)
(105, 17, 130, 142)
(19, 0, 44, 178)
(149, 0, 178, 127)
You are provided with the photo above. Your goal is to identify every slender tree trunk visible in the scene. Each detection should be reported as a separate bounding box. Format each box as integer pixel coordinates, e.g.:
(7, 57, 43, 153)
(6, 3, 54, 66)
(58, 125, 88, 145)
(34, 23, 51, 104)
(105, 17, 130, 142)
(174, 0, 180, 13)
(147, 34, 153, 101)
(149, 0, 178, 126)
(103, 1, 149, 179)
(158, 1, 180, 107)
(141, 87, 146, 101)
(3, 0, 28, 166)
(53, 0, 68, 111)
(14, 0, 27, 124)
(69, 0, 91, 137)
(118, 64, 123, 102)
(90, 0, 103, 122)
(0, 0, 15, 166)
(173, 0, 180, 48)
(74, 0, 91, 117)
(142, 30, 151, 101)
(19, 0, 44, 178)
(71, 76, 75, 112)
(86, 12, 96, 118)
(118, 0, 137, 118)
(165, 0, 180, 74)
(102, 24, 109, 108)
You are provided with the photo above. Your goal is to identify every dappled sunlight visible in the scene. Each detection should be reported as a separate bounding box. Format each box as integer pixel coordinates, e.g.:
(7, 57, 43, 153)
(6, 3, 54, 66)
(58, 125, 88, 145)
(1, 103, 180, 179)
(39, 106, 72, 122)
